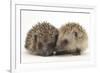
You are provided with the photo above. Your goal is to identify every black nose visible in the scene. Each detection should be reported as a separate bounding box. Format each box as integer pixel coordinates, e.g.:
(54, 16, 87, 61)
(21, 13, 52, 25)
(43, 51, 53, 56)
(61, 39, 69, 46)
(37, 51, 50, 56)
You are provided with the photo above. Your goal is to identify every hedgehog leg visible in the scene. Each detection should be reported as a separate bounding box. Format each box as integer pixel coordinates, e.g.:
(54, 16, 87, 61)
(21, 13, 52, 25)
(72, 48, 81, 55)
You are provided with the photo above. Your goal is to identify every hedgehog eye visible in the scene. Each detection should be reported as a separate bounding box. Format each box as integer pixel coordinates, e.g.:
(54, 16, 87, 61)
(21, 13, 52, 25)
(74, 32, 78, 37)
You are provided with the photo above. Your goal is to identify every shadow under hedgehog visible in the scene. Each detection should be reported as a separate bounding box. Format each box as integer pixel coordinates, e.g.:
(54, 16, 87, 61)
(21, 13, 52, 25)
(25, 21, 58, 56)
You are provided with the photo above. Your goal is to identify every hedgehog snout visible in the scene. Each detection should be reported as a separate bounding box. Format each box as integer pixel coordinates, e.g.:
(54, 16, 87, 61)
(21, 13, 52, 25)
(56, 39, 69, 50)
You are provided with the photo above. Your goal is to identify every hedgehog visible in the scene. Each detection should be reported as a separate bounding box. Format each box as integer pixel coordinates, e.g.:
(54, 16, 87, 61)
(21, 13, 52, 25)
(55, 22, 88, 55)
(25, 22, 58, 56)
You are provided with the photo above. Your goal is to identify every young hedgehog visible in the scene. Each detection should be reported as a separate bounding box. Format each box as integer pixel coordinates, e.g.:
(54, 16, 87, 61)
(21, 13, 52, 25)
(55, 22, 88, 55)
(25, 22, 58, 56)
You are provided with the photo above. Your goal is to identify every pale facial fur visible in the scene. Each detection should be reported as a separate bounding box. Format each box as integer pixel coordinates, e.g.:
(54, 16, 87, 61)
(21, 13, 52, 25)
(56, 23, 88, 55)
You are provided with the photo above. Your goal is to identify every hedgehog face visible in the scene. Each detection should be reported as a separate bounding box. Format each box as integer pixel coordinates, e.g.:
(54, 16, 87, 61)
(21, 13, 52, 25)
(56, 31, 76, 52)
(56, 23, 88, 54)
(34, 33, 58, 56)
(25, 22, 59, 56)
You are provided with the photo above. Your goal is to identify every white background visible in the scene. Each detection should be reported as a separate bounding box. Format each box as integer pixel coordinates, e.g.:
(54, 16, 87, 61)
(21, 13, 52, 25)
(21, 9, 90, 63)
(0, 0, 100, 73)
